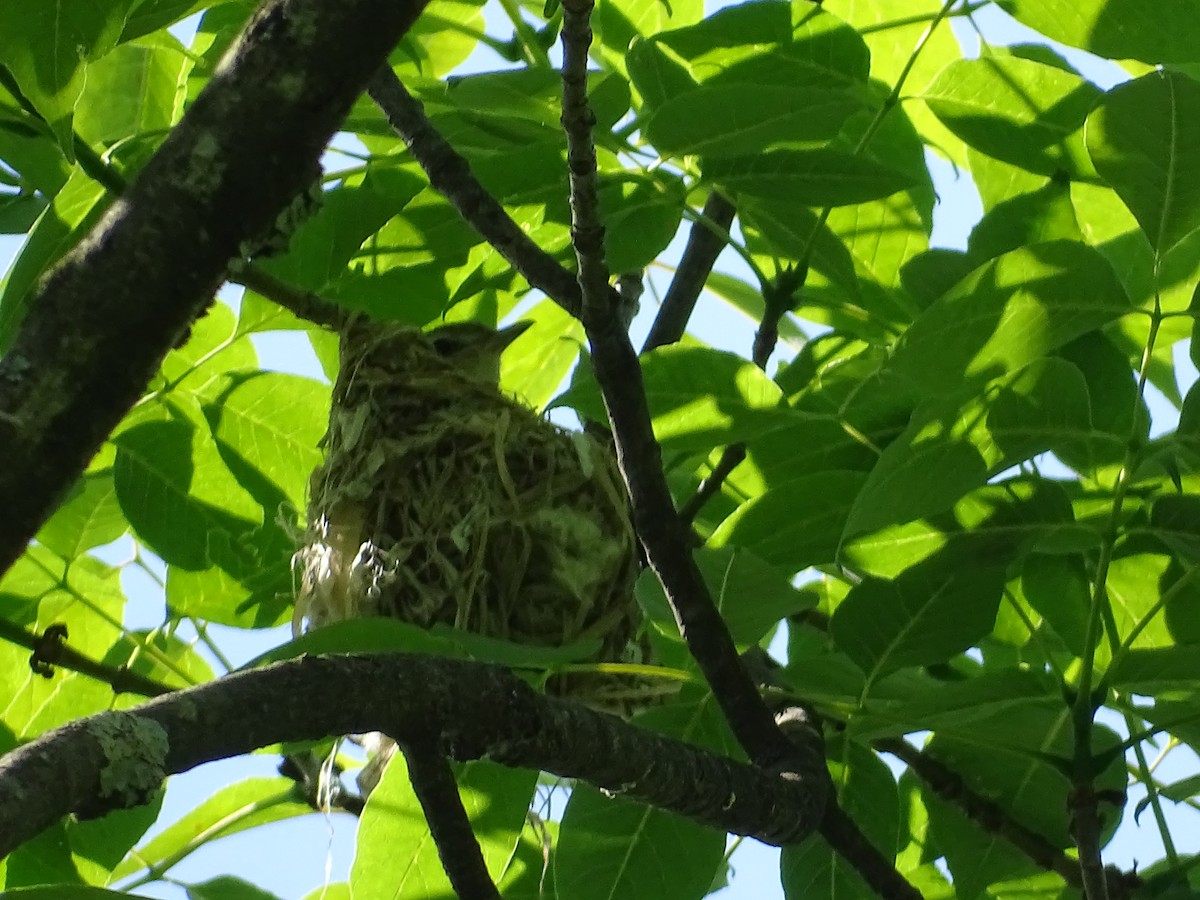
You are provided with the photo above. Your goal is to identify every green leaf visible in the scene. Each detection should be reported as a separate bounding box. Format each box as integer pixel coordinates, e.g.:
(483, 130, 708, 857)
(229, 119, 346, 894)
(644, 83, 866, 158)
(887, 241, 1131, 397)
(0, 191, 48, 233)
(249, 617, 599, 671)
(711, 471, 866, 573)
(501, 300, 583, 411)
(0, 548, 127, 738)
(841, 478, 1096, 580)
(1107, 552, 1200, 650)
(2, 888, 157, 900)
(899, 250, 974, 309)
(300, 885, 350, 900)
(0, 89, 71, 195)
(0, 169, 110, 351)
(211, 372, 327, 514)
(997, 0, 1200, 64)
(631, 0, 868, 101)
(73, 34, 186, 146)
(351, 758, 536, 898)
(636, 546, 815, 647)
(1111, 646, 1200, 691)
(844, 358, 1097, 537)
(782, 738, 899, 899)
(556, 788, 724, 900)
(966, 180, 1084, 265)
(35, 470, 127, 559)
(257, 168, 420, 292)
(824, 0, 971, 170)
(111, 778, 308, 882)
(0, 0, 134, 153)
(1086, 71, 1200, 255)
(704, 148, 913, 208)
(849, 668, 1061, 743)
(158, 302, 259, 403)
(113, 403, 261, 570)
(924, 56, 1100, 178)
(557, 345, 786, 453)
(393, 0, 487, 80)
(831, 562, 1006, 688)
(1021, 553, 1091, 657)
(599, 170, 686, 272)
(65, 796, 162, 887)
(186, 878, 284, 900)
(592, 0, 703, 76)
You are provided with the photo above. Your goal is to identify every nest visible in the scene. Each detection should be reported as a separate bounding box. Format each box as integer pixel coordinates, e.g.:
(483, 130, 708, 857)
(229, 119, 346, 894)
(294, 315, 643, 705)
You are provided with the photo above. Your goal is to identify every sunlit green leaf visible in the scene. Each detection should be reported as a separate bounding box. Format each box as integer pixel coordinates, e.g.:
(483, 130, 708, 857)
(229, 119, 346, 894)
(831, 562, 1006, 687)
(557, 345, 787, 453)
(704, 149, 913, 208)
(1087, 71, 1200, 255)
(556, 784, 724, 900)
(351, 758, 536, 898)
(74, 34, 186, 146)
(887, 241, 1130, 397)
(0, 170, 110, 351)
(211, 372, 327, 514)
(998, 0, 1200, 64)
(925, 56, 1100, 178)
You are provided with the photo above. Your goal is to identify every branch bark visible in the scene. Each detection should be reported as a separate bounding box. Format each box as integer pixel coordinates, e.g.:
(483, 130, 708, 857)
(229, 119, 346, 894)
(403, 741, 501, 900)
(0, 653, 828, 859)
(642, 192, 737, 353)
(0, 0, 430, 576)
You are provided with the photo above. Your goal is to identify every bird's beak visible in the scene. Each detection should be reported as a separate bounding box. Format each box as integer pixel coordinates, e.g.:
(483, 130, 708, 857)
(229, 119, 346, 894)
(495, 319, 533, 350)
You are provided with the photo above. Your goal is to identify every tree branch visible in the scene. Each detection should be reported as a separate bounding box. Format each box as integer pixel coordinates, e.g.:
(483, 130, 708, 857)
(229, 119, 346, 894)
(0, 0, 431, 576)
(368, 66, 629, 320)
(0, 617, 174, 698)
(642, 192, 736, 353)
(557, 0, 808, 773)
(878, 736, 1084, 889)
(0, 653, 828, 859)
(403, 741, 501, 900)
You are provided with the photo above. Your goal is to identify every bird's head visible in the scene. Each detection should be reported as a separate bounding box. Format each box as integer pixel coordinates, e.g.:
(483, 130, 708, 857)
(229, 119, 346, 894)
(424, 320, 532, 384)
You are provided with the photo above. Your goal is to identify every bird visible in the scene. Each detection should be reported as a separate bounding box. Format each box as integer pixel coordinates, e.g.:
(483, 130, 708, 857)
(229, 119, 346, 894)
(294, 312, 644, 722)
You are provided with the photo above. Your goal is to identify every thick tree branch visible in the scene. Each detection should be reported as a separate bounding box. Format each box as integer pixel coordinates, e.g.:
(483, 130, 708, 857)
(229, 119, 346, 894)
(0, 653, 828, 859)
(642, 192, 736, 353)
(0, 0, 430, 576)
(403, 741, 501, 900)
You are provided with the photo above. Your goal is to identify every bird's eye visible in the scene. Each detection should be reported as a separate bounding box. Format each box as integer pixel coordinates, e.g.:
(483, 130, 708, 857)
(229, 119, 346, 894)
(430, 336, 459, 356)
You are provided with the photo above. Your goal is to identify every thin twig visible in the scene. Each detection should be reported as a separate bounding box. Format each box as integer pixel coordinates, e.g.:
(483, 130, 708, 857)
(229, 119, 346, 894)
(878, 736, 1084, 888)
(642, 192, 736, 353)
(0, 617, 173, 697)
(403, 741, 501, 900)
(559, 1, 610, 327)
(230, 265, 345, 329)
(679, 445, 746, 529)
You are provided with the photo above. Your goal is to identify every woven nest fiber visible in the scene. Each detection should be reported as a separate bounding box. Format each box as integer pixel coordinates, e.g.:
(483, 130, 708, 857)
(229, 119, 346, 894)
(294, 315, 643, 704)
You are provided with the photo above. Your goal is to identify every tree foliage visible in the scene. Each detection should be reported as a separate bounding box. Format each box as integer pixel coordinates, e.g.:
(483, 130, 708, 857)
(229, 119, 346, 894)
(1, 0, 1200, 898)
